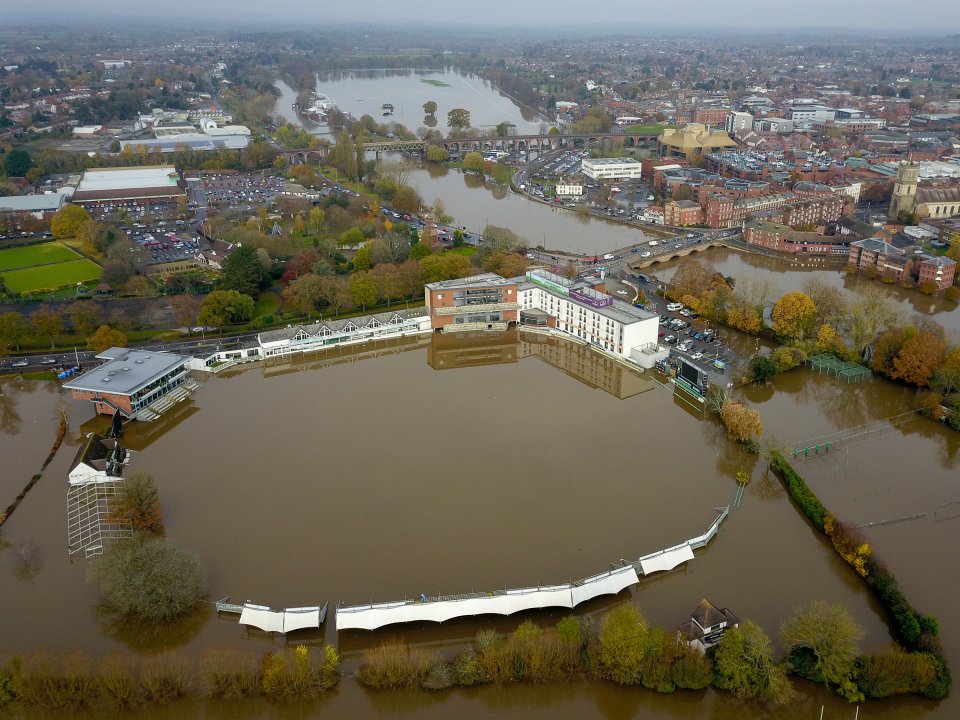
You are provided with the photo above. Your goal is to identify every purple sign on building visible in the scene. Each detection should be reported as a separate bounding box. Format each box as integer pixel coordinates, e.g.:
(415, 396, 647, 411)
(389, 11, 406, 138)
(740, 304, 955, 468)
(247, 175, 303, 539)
(569, 288, 613, 309)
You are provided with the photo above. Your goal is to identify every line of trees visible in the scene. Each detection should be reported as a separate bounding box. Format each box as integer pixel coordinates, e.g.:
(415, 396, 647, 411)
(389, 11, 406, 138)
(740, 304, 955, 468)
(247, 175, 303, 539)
(0, 644, 339, 712)
(353, 596, 943, 704)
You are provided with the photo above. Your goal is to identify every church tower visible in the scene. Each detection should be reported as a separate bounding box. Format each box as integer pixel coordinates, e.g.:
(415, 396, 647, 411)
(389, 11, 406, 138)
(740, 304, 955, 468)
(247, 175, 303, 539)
(888, 161, 920, 221)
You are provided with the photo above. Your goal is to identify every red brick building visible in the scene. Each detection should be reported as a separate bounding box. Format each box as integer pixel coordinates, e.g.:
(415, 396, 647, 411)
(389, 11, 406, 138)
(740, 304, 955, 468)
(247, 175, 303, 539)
(916, 254, 957, 289)
(664, 200, 704, 227)
(424, 273, 520, 331)
(743, 219, 851, 256)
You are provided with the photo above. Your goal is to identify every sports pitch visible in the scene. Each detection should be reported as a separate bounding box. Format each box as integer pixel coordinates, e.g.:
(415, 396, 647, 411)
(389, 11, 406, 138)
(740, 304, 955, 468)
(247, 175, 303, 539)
(0, 242, 101, 292)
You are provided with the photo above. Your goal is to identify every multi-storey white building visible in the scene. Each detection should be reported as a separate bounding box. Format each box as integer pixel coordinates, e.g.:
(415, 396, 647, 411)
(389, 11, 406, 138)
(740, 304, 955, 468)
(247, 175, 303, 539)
(580, 157, 644, 181)
(556, 182, 584, 196)
(517, 270, 663, 365)
(725, 111, 754, 135)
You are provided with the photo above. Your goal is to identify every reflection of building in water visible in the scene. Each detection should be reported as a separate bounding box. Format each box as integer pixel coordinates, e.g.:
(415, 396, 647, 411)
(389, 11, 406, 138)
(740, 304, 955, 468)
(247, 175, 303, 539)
(260, 334, 430, 378)
(76, 397, 200, 453)
(519, 335, 654, 400)
(425, 330, 653, 400)
(426, 329, 519, 370)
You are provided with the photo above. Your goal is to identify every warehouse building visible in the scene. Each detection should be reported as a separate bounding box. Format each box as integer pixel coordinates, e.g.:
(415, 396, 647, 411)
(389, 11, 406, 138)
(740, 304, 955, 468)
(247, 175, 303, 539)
(71, 166, 185, 208)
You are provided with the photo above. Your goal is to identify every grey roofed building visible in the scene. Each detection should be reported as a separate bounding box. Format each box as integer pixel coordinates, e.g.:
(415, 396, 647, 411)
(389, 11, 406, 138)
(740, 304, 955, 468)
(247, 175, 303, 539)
(64, 348, 189, 396)
(119, 134, 249, 153)
(0, 193, 66, 213)
(850, 237, 903, 255)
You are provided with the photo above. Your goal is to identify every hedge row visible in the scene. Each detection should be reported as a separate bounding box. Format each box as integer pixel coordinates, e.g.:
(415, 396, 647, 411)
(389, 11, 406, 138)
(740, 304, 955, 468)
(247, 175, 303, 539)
(769, 451, 951, 699)
(769, 451, 828, 531)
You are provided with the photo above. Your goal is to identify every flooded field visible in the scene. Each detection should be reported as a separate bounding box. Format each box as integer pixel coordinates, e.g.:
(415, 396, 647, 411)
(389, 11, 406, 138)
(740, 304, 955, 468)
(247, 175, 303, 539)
(1, 331, 958, 719)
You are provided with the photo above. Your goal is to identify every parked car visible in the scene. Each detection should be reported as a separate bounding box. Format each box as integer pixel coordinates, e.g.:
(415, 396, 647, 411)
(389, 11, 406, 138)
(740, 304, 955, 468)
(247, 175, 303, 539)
(666, 302, 683, 311)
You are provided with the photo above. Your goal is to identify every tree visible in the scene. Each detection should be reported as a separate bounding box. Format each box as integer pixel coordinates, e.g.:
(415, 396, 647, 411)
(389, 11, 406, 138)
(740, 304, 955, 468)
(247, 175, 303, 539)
(781, 600, 864, 699)
(771, 291, 817, 341)
(283, 274, 325, 318)
(123, 275, 154, 297)
(87, 325, 128, 353)
(749, 354, 778, 382)
(68, 301, 102, 336)
(726, 302, 762, 334)
(198, 289, 255, 328)
(392, 185, 423, 214)
(891, 328, 946, 387)
(672, 184, 693, 201)
(219, 245, 268, 298)
(349, 271, 377, 311)
(309, 207, 325, 236)
(169, 294, 200, 328)
(668, 259, 717, 301)
(721, 401, 763, 442)
(31, 305, 63, 347)
(425, 145, 449, 162)
(463, 152, 484, 173)
(352, 245, 371, 271)
(843, 287, 900, 359)
(109, 472, 163, 533)
(318, 275, 354, 317)
(90, 536, 207, 624)
(0, 310, 29, 350)
(714, 621, 794, 704)
(482, 225, 523, 253)
(101, 259, 136, 289)
(4, 148, 32, 177)
(50, 204, 92, 238)
(446, 108, 471, 129)
(72, 219, 109, 255)
(596, 603, 647, 685)
(802, 276, 846, 329)
(423, 100, 437, 115)
(931, 347, 960, 395)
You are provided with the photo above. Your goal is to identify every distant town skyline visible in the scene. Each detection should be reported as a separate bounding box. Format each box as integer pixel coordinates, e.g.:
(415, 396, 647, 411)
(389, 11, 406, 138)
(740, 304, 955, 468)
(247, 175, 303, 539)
(2, 0, 960, 32)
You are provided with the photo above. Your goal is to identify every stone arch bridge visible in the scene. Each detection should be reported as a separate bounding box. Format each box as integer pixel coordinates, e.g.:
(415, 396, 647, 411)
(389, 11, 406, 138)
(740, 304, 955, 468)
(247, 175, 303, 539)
(364, 131, 660, 159)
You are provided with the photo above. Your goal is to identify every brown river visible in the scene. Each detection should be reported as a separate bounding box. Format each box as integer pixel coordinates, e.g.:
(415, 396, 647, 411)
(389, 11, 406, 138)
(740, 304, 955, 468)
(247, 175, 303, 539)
(1, 328, 958, 719)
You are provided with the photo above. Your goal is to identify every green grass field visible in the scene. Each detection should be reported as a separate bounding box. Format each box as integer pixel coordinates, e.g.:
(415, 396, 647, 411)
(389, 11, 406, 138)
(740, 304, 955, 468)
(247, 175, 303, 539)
(624, 124, 667, 135)
(0, 242, 80, 272)
(3, 259, 102, 293)
(448, 246, 476, 257)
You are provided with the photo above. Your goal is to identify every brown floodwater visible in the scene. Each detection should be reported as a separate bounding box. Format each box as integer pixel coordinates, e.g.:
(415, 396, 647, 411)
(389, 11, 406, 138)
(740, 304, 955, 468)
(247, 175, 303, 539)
(1, 330, 958, 719)
(652, 248, 960, 337)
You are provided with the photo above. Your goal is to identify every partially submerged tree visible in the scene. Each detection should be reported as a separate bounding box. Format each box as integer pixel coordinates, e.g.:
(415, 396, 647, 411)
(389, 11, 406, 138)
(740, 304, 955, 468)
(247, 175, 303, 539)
(91, 537, 207, 624)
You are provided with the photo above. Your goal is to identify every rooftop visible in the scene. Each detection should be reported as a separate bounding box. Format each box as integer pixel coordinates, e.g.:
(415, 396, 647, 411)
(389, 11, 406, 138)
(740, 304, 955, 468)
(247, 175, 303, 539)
(63, 348, 189, 396)
(425, 273, 518, 291)
(0, 194, 66, 213)
(75, 166, 180, 194)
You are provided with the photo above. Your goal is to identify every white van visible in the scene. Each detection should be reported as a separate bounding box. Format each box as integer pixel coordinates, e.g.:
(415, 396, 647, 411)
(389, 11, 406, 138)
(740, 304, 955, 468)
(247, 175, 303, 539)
(648, 240, 659, 246)
(666, 302, 683, 311)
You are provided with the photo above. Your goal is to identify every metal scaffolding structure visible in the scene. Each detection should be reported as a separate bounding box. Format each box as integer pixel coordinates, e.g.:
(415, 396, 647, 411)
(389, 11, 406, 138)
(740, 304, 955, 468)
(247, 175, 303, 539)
(66, 480, 132, 558)
(808, 353, 871, 382)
